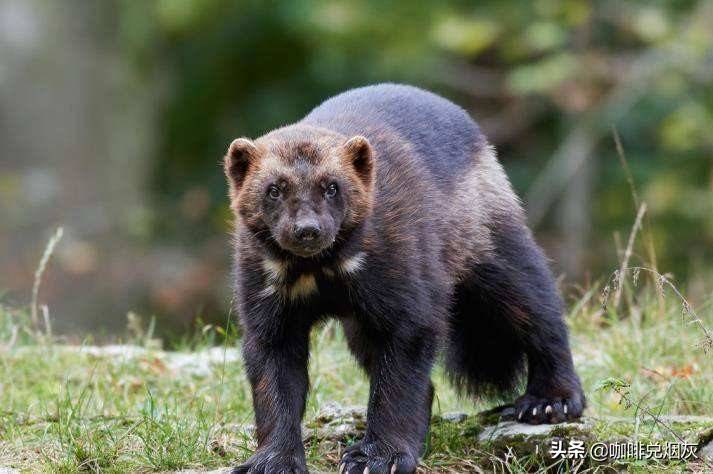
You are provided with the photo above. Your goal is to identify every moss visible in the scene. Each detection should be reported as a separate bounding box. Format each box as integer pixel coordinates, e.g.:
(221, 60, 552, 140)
(301, 413, 713, 472)
(426, 416, 712, 471)
(475, 406, 508, 426)
(426, 415, 483, 456)
(697, 426, 713, 446)
(548, 423, 593, 439)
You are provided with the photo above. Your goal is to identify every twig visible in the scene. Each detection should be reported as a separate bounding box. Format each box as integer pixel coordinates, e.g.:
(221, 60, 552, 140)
(0, 324, 19, 352)
(597, 378, 713, 469)
(611, 384, 712, 469)
(31, 227, 64, 331)
(612, 128, 664, 314)
(612, 203, 646, 308)
(603, 266, 713, 352)
(616, 390, 684, 445)
(41, 304, 52, 340)
(611, 127, 640, 210)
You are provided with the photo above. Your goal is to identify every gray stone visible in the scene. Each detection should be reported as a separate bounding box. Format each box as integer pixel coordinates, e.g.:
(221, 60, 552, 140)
(184, 404, 713, 472)
(176, 470, 232, 474)
(440, 412, 468, 423)
(700, 439, 713, 461)
(478, 419, 593, 443)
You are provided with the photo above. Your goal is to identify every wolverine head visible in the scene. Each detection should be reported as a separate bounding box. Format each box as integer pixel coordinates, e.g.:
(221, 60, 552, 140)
(224, 126, 374, 258)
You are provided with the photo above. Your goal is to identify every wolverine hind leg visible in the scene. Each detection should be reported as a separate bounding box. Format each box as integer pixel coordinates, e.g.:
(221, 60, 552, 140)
(446, 222, 585, 424)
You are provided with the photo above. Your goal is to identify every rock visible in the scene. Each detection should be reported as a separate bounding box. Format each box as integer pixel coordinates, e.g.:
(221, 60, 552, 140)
(172, 405, 712, 472)
(439, 412, 468, 423)
(700, 439, 713, 461)
(303, 403, 713, 469)
(305, 402, 366, 442)
(176, 470, 232, 474)
(43, 344, 243, 377)
(478, 419, 594, 443)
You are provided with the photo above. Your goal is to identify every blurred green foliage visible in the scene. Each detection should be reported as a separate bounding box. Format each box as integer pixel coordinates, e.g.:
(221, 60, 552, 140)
(115, 0, 712, 286)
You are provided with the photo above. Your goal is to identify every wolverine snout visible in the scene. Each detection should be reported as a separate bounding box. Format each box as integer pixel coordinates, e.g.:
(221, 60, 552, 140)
(294, 221, 321, 242)
(293, 207, 322, 243)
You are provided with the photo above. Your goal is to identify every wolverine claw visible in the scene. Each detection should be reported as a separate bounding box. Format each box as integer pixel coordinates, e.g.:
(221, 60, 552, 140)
(232, 448, 308, 474)
(339, 442, 416, 474)
(513, 391, 584, 424)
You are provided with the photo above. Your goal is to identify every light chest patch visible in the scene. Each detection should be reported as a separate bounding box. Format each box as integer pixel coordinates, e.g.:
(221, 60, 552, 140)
(258, 253, 366, 302)
(338, 252, 366, 275)
(289, 273, 318, 301)
(262, 258, 287, 283)
(259, 258, 318, 302)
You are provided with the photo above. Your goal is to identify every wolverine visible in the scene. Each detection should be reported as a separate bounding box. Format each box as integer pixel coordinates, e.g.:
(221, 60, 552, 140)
(225, 84, 584, 474)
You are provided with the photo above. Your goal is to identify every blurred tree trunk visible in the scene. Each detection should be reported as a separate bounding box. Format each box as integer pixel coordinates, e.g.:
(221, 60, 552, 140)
(555, 133, 593, 279)
(0, 0, 155, 334)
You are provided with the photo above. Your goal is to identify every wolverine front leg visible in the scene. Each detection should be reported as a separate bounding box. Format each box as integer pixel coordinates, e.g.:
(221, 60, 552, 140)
(341, 324, 437, 474)
(234, 323, 310, 474)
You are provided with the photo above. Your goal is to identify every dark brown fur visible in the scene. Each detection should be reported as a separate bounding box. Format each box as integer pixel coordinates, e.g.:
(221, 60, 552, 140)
(225, 84, 584, 474)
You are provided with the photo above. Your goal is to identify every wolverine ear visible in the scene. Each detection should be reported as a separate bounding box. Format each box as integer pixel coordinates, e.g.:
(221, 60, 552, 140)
(224, 138, 260, 195)
(342, 136, 374, 189)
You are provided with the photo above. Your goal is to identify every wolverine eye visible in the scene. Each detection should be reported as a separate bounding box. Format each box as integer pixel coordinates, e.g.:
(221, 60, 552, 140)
(325, 183, 338, 198)
(267, 185, 281, 200)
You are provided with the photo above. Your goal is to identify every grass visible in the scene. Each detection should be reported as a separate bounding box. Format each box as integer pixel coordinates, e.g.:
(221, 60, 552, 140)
(0, 279, 710, 472)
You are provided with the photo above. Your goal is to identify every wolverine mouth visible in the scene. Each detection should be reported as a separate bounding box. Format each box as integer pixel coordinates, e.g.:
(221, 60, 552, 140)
(278, 237, 335, 258)
(278, 242, 328, 257)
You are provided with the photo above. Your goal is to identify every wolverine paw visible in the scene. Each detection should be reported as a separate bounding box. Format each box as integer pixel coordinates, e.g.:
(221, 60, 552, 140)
(514, 392, 584, 424)
(339, 441, 417, 474)
(232, 449, 307, 474)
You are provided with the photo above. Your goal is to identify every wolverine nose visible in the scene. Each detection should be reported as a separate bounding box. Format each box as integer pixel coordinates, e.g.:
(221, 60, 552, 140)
(295, 223, 321, 242)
